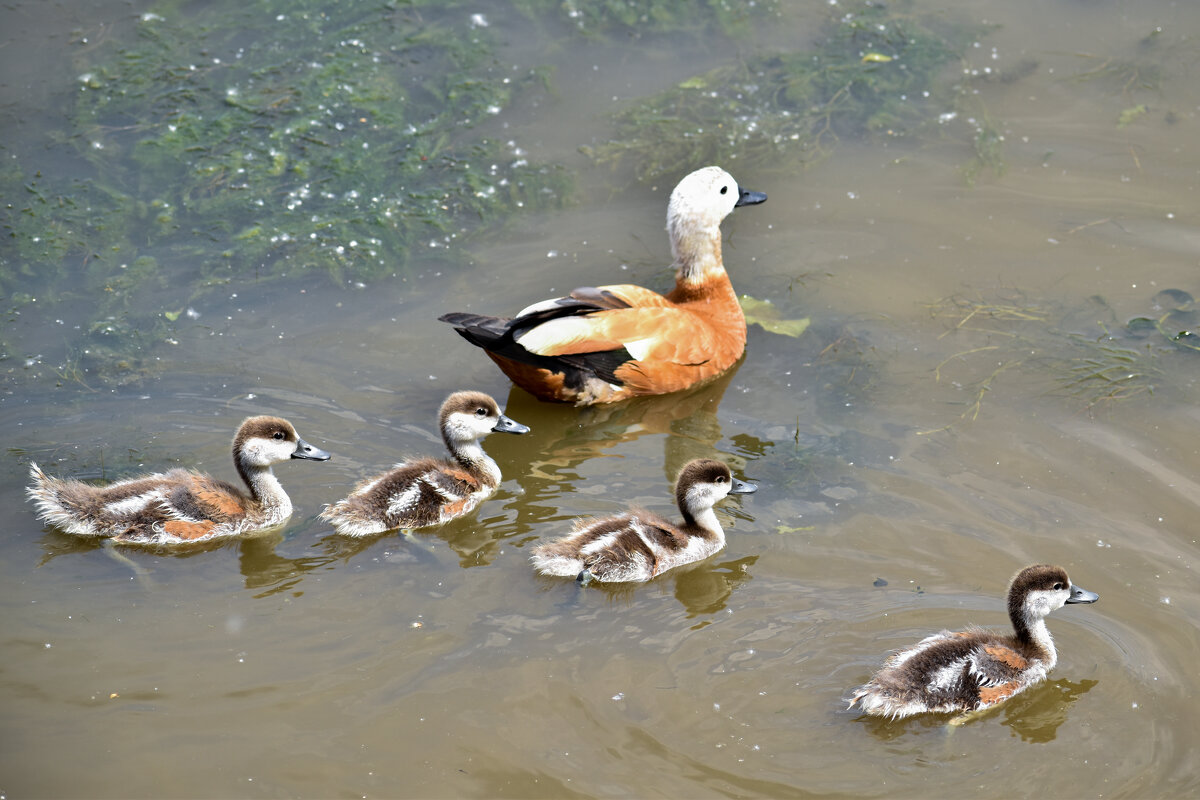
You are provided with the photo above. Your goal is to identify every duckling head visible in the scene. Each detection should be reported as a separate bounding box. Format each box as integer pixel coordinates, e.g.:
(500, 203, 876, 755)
(1009, 564, 1099, 626)
(675, 458, 757, 525)
(439, 390, 530, 447)
(234, 416, 330, 469)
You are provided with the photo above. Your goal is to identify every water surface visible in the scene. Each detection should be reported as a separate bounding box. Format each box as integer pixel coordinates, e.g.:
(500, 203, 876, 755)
(3, 0, 1199, 797)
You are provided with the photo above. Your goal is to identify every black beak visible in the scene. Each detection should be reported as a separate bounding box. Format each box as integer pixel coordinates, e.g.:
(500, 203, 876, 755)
(730, 478, 757, 494)
(735, 186, 767, 207)
(292, 437, 332, 461)
(492, 414, 530, 435)
(1066, 583, 1099, 604)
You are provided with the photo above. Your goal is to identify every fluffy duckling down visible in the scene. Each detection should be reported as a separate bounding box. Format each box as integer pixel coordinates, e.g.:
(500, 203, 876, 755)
(320, 391, 528, 536)
(27, 416, 331, 545)
(440, 166, 767, 405)
(531, 458, 756, 584)
(849, 564, 1099, 719)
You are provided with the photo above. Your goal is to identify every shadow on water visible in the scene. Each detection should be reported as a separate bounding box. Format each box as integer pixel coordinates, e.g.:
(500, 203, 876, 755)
(853, 678, 1099, 743)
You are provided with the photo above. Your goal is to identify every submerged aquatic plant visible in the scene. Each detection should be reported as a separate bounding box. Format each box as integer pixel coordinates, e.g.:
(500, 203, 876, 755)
(64, 2, 567, 283)
(1, 0, 571, 385)
(920, 287, 1199, 430)
(590, 0, 986, 181)
(514, 0, 776, 37)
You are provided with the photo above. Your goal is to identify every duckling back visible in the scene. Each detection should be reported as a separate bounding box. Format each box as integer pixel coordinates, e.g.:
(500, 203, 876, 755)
(320, 457, 490, 536)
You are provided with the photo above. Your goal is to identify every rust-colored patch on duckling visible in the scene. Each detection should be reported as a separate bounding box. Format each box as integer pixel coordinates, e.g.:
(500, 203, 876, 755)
(978, 680, 1022, 705)
(984, 645, 1029, 670)
(162, 520, 218, 540)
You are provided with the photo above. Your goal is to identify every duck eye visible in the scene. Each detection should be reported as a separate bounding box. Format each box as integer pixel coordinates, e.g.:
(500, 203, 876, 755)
(716, 475, 726, 483)
(719, 185, 728, 195)
(1053, 582, 1063, 590)
(273, 431, 285, 440)
(475, 407, 487, 417)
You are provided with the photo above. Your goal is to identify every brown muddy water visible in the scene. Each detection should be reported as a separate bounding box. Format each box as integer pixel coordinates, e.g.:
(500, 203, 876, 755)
(3, 0, 1200, 797)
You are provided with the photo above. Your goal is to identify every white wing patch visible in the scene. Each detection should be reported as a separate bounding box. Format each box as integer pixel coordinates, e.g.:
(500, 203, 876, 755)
(385, 484, 421, 518)
(515, 317, 597, 355)
(104, 492, 161, 517)
(622, 337, 655, 361)
(517, 297, 570, 318)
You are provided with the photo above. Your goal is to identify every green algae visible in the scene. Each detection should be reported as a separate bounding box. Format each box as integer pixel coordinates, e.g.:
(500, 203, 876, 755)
(589, 0, 987, 181)
(63, 2, 568, 284)
(919, 287, 1200, 430)
(2, 0, 573, 385)
(514, 0, 776, 37)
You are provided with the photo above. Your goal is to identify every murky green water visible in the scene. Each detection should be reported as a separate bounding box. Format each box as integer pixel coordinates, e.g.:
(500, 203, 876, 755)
(3, 0, 1200, 797)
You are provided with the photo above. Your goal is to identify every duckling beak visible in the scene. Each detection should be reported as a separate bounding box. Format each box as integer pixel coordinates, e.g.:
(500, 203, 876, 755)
(734, 186, 767, 208)
(291, 438, 332, 461)
(729, 478, 757, 495)
(1066, 583, 1099, 604)
(492, 414, 530, 435)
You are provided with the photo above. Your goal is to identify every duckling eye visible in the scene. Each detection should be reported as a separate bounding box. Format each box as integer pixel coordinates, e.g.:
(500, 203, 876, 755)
(719, 185, 728, 195)
(272, 431, 285, 440)
(716, 475, 726, 483)
(475, 407, 487, 417)
(1053, 582, 1064, 590)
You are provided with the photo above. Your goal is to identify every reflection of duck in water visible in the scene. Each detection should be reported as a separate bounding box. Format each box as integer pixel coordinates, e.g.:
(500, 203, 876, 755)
(320, 391, 528, 536)
(849, 564, 1099, 720)
(531, 459, 756, 584)
(441, 166, 766, 404)
(27, 416, 330, 545)
(501, 361, 742, 485)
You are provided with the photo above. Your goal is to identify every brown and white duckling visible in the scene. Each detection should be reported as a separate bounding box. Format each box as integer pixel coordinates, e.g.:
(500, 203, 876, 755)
(849, 564, 1099, 719)
(27, 416, 331, 545)
(530, 458, 756, 584)
(320, 391, 529, 536)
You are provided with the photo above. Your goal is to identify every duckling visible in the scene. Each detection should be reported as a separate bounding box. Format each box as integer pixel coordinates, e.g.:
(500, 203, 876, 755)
(849, 564, 1099, 719)
(320, 391, 529, 536)
(440, 166, 767, 405)
(530, 458, 757, 583)
(27, 416, 331, 544)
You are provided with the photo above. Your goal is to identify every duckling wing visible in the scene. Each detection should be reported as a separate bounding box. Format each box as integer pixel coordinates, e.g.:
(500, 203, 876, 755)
(418, 464, 481, 501)
(163, 475, 248, 523)
(965, 638, 1034, 703)
(629, 513, 690, 550)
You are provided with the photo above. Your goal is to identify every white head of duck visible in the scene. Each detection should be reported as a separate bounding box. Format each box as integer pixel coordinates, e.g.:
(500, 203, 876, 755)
(668, 165, 768, 287)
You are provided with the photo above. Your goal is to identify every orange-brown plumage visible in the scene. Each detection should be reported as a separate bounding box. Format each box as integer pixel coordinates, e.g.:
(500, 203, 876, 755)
(441, 166, 766, 405)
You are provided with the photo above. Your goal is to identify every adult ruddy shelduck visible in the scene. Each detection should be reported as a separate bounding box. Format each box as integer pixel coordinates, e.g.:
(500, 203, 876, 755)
(27, 416, 331, 544)
(320, 391, 529, 536)
(530, 458, 757, 584)
(439, 166, 767, 405)
(848, 564, 1099, 719)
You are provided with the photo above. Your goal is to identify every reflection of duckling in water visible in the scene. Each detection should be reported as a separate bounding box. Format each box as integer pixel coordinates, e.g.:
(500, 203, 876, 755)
(441, 166, 766, 404)
(849, 564, 1099, 721)
(27, 416, 330, 544)
(531, 459, 756, 585)
(321, 391, 528, 536)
